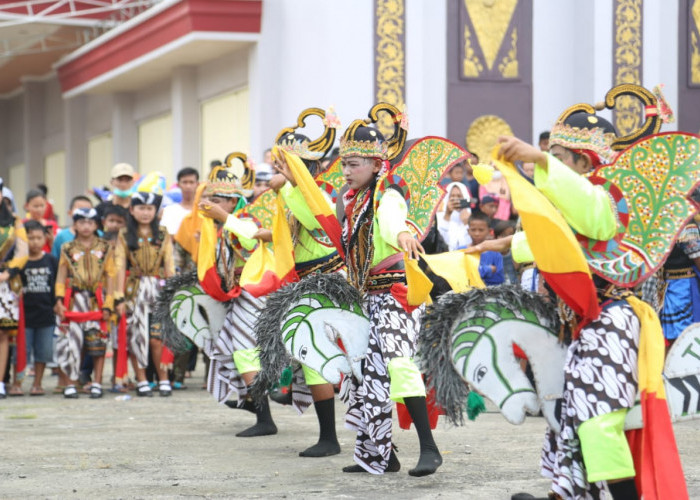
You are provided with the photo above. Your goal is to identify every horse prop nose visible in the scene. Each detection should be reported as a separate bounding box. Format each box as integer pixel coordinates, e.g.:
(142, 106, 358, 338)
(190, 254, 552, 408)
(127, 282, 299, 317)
(500, 390, 540, 425)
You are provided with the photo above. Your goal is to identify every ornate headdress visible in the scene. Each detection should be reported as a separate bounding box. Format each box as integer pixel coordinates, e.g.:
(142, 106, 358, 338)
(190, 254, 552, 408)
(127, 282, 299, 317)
(339, 102, 408, 161)
(72, 207, 100, 223)
(275, 107, 339, 161)
(203, 157, 253, 199)
(550, 83, 672, 167)
(131, 171, 165, 209)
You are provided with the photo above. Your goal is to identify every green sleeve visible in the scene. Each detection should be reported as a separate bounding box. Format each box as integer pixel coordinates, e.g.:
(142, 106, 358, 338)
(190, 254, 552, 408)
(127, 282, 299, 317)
(376, 188, 410, 249)
(534, 154, 617, 241)
(279, 182, 322, 231)
(223, 214, 258, 251)
(511, 231, 534, 263)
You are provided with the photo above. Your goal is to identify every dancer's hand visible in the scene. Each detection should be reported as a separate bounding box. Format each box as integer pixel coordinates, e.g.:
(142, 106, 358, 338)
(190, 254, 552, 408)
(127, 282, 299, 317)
(198, 202, 228, 223)
(271, 152, 296, 187)
(253, 229, 272, 242)
(268, 173, 287, 191)
(497, 136, 548, 168)
(398, 231, 424, 261)
(54, 301, 66, 321)
(464, 235, 513, 254)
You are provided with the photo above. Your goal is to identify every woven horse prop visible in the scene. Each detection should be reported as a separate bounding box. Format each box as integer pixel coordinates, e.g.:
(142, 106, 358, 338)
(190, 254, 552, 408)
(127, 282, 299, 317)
(155, 271, 228, 353)
(251, 273, 370, 400)
(418, 285, 700, 433)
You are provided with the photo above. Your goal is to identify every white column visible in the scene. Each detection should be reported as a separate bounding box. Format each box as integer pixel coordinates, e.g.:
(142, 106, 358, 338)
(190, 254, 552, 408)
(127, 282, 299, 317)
(22, 79, 44, 188)
(171, 66, 200, 175)
(643, 0, 678, 132)
(64, 95, 88, 200)
(111, 92, 138, 168)
(406, 0, 447, 138)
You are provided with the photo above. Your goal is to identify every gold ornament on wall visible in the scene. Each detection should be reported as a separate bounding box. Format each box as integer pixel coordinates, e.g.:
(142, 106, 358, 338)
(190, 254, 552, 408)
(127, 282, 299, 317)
(498, 28, 518, 78)
(463, 25, 483, 77)
(375, 0, 405, 137)
(613, 0, 643, 136)
(466, 114, 514, 162)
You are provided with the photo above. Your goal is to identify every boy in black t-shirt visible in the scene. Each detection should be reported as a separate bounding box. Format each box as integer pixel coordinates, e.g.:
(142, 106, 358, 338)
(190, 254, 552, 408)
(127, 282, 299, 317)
(0, 220, 57, 395)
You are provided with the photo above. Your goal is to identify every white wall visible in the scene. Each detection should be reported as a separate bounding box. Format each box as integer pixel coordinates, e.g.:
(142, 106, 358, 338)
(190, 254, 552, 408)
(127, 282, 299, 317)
(643, 0, 679, 133)
(532, 0, 613, 142)
(250, 0, 375, 161)
(405, 0, 447, 138)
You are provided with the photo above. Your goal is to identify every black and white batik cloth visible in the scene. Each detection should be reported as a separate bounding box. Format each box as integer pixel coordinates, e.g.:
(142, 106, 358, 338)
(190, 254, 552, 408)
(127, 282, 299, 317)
(55, 290, 101, 381)
(127, 276, 160, 369)
(207, 289, 264, 403)
(341, 291, 423, 474)
(0, 281, 18, 325)
(541, 300, 640, 500)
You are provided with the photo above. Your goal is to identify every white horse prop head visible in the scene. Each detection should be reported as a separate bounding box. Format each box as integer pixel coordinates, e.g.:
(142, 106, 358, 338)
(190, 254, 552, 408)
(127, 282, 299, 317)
(251, 273, 369, 399)
(156, 271, 228, 353)
(419, 285, 564, 430)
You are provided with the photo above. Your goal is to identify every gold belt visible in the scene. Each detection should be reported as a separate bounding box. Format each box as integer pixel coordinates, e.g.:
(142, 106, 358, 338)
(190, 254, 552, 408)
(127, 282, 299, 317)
(296, 253, 344, 279)
(664, 267, 695, 280)
(365, 270, 405, 293)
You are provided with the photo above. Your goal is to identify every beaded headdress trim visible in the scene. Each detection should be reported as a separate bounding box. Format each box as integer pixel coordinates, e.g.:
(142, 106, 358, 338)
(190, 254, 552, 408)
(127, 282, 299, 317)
(549, 122, 616, 164)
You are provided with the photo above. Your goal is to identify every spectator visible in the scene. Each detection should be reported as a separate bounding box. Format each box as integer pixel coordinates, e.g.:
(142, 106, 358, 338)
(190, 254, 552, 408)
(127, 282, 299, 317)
(479, 171, 512, 221)
(160, 167, 199, 237)
(478, 194, 499, 219)
(253, 163, 273, 200)
(37, 184, 56, 223)
(538, 131, 550, 152)
(51, 195, 95, 259)
(1, 220, 57, 396)
(467, 211, 503, 286)
(24, 189, 58, 253)
(436, 182, 472, 250)
(96, 163, 137, 226)
(493, 219, 518, 285)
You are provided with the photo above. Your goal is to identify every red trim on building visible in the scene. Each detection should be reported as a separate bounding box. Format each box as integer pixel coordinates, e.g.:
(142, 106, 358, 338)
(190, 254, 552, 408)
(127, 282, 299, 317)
(56, 0, 261, 93)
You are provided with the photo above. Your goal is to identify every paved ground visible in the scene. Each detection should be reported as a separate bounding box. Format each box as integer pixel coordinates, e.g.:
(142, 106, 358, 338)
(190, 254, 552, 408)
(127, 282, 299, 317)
(2, 362, 699, 499)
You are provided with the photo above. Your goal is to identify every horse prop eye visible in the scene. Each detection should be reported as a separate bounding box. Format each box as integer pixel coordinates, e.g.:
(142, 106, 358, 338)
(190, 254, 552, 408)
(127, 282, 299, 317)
(299, 346, 308, 360)
(475, 365, 487, 383)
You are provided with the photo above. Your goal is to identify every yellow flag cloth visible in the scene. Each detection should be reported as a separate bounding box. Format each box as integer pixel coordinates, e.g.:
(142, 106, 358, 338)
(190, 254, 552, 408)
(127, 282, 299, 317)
(420, 251, 485, 292)
(404, 254, 433, 306)
(490, 146, 600, 325)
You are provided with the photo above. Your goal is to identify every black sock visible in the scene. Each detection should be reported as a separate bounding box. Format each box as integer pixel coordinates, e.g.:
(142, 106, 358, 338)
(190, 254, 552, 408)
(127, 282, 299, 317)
(403, 396, 442, 476)
(607, 479, 639, 500)
(236, 397, 277, 437)
(299, 398, 340, 457)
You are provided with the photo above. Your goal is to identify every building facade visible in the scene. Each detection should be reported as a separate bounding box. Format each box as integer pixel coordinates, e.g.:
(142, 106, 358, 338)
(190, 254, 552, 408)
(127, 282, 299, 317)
(0, 0, 695, 221)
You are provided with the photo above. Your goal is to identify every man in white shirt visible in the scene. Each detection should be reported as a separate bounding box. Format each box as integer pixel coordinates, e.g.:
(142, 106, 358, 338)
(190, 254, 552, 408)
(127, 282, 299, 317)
(160, 167, 199, 237)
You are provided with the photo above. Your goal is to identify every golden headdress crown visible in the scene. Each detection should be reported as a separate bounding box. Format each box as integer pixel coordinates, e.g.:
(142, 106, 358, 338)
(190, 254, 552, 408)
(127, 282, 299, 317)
(274, 107, 338, 161)
(339, 103, 408, 162)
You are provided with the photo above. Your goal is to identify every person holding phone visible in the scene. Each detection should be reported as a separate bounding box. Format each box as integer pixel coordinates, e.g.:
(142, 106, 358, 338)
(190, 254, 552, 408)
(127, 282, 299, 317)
(436, 182, 472, 250)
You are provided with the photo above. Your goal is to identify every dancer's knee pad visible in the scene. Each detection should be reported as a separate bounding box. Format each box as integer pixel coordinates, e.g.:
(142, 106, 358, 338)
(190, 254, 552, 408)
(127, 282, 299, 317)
(578, 409, 635, 482)
(388, 357, 425, 402)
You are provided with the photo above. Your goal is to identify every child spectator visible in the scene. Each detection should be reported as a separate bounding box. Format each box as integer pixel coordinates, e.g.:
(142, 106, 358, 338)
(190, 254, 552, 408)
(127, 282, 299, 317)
(2, 220, 57, 395)
(100, 205, 128, 391)
(24, 189, 58, 253)
(52, 195, 94, 259)
(493, 219, 518, 285)
(478, 194, 499, 220)
(54, 208, 115, 399)
(468, 212, 504, 286)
